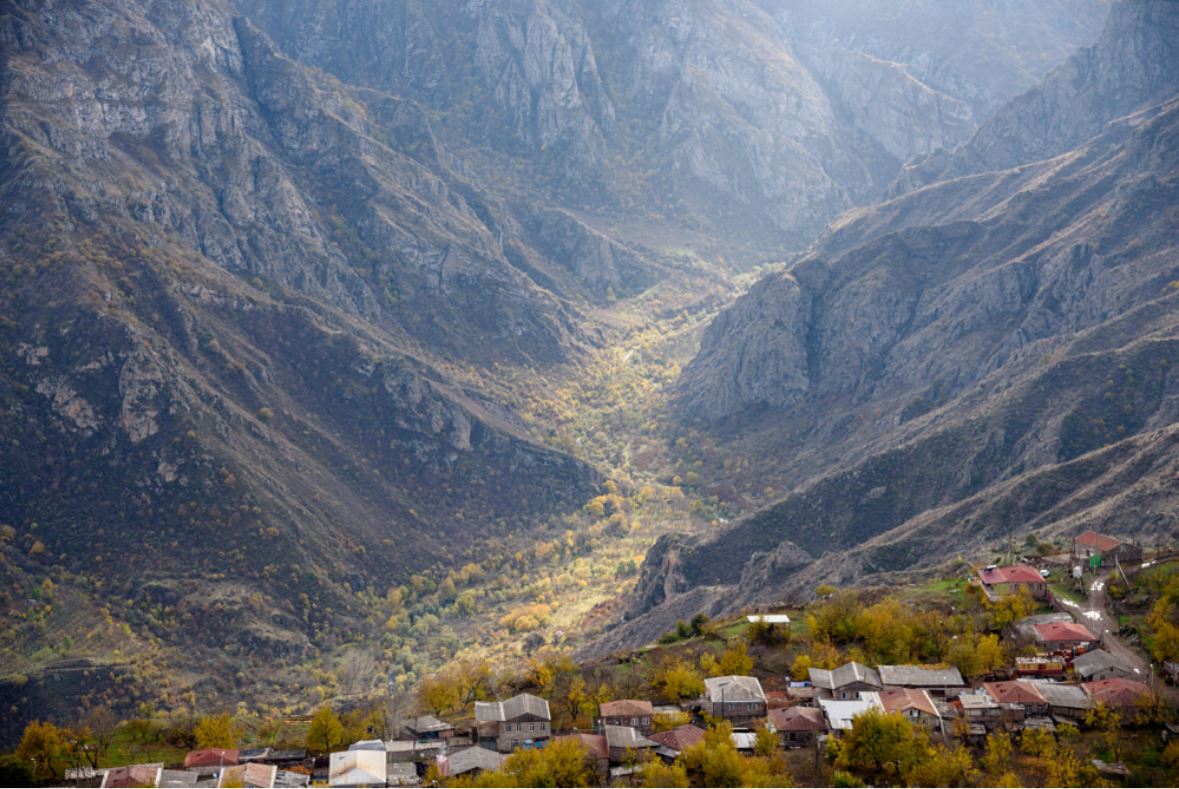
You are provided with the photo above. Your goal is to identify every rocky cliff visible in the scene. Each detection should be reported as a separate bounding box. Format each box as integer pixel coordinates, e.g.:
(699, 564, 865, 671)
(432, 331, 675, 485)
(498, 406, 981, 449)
(608, 32, 1179, 653)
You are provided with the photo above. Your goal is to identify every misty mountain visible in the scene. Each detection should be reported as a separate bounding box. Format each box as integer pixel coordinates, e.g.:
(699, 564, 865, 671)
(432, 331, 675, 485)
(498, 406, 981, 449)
(595, 1, 1179, 654)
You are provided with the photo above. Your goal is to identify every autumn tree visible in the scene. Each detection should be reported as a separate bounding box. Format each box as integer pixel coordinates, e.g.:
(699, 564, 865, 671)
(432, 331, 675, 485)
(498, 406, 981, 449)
(16, 720, 67, 781)
(654, 659, 705, 701)
(495, 736, 597, 787)
(639, 760, 689, 787)
(679, 721, 746, 787)
(418, 673, 461, 716)
(306, 706, 344, 754)
(81, 705, 118, 767)
(194, 714, 239, 749)
(835, 709, 929, 785)
(902, 743, 977, 788)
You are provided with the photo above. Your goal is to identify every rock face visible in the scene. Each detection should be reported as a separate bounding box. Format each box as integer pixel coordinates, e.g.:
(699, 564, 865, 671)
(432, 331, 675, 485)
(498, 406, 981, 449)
(899, 0, 1179, 189)
(609, 6, 1179, 650)
(0, 0, 602, 710)
(233, 0, 1107, 247)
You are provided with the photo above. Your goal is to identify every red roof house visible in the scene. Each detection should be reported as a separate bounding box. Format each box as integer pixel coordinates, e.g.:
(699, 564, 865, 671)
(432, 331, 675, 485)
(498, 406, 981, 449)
(184, 749, 240, 770)
(1083, 678, 1151, 710)
(977, 565, 1048, 599)
(878, 688, 941, 727)
(767, 707, 826, 747)
(597, 699, 655, 733)
(1034, 621, 1097, 648)
(982, 681, 1049, 714)
(647, 724, 706, 755)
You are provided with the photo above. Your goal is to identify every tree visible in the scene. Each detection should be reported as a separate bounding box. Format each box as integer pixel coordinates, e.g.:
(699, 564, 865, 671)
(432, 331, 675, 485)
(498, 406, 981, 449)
(980, 732, 1011, 777)
(989, 590, 1034, 629)
(194, 713, 239, 749)
(498, 736, 596, 787)
(82, 705, 118, 767)
(1019, 727, 1053, 757)
(835, 709, 929, 784)
(16, 720, 67, 781)
(654, 659, 704, 701)
(754, 725, 778, 757)
(639, 760, 689, 788)
(902, 744, 977, 787)
(679, 721, 746, 788)
(418, 673, 460, 716)
(306, 706, 344, 754)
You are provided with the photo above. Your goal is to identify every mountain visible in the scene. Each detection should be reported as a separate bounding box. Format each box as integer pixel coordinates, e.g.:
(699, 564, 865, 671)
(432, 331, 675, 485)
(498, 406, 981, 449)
(0, 0, 1118, 737)
(597, 2, 1179, 654)
(233, 0, 1106, 248)
(895, 0, 1179, 191)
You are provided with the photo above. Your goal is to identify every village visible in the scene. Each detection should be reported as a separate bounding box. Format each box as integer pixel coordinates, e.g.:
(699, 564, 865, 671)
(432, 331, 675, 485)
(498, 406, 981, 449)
(17, 529, 1179, 788)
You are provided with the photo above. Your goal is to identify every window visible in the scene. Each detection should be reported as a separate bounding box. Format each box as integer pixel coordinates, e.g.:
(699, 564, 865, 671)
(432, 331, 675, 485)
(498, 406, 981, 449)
(529, 723, 535, 731)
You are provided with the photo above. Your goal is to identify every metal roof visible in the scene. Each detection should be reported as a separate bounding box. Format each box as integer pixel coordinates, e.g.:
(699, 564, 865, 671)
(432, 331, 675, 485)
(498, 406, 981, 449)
(818, 695, 883, 730)
(1027, 681, 1092, 709)
(746, 614, 792, 624)
(809, 662, 881, 690)
(604, 725, 658, 750)
(475, 693, 551, 722)
(704, 675, 766, 703)
(878, 664, 964, 687)
(1072, 649, 1134, 679)
(444, 747, 505, 776)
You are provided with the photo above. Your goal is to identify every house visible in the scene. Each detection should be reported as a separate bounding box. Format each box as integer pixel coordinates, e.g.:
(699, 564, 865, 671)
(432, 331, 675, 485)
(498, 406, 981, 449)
(475, 693, 552, 752)
(1034, 621, 1097, 653)
(704, 675, 767, 723)
(1026, 681, 1092, 721)
(809, 662, 882, 700)
(878, 665, 965, 698)
(647, 724, 707, 763)
(977, 565, 1047, 600)
(405, 715, 454, 741)
(101, 765, 163, 788)
(603, 725, 658, 763)
(982, 681, 1049, 716)
(329, 750, 386, 788)
(1082, 678, 1152, 711)
(1072, 531, 1142, 566)
(768, 706, 826, 748)
(1073, 649, 1140, 682)
(555, 733, 609, 780)
(819, 694, 884, 732)
(957, 693, 1002, 732)
(217, 763, 277, 788)
(1013, 655, 1067, 678)
(597, 700, 655, 734)
(440, 747, 505, 778)
(878, 688, 942, 729)
(185, 750, 240, 770)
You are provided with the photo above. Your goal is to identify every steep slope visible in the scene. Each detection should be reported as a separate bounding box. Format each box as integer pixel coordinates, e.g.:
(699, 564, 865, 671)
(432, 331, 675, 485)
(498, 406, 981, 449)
(898, 0, 1179, 190)
(601, 90, 1179, 653)
(0, 0, 599, 705)
(235, 0, 1105, 248)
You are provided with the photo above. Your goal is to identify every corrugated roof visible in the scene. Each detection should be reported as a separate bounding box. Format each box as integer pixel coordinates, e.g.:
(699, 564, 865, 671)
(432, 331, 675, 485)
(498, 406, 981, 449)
(879, 688, 939, 718)
(1072, 649, 1132, 679)
(1074, 531, 1122, 552)
(599, 699, 654, 717)
(647, 725, 706, 752)
(1034, 621, 1096, 642)
(979, 565, 1044, 585)
(1027, 681, 1092, 709)
(1082, 678, 1151, 708)
(983, 680, 1047, 706)
(604, 725, 657, 750)
(475, 693, 550, 722)
(809, 661, 881, 690)
(444, 747, 505, 776)
(704, 675, 766, 703)
(768, 706, 825, 732)
(185, 749, 239, 769)
(878, 665, 964, 687)
(818, 695, 883, 730)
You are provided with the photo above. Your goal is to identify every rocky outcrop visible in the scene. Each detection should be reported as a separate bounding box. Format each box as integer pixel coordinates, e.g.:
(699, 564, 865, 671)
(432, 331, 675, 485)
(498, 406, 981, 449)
(903, 0, 1179, 189)
(233, 0, 1107, 246)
